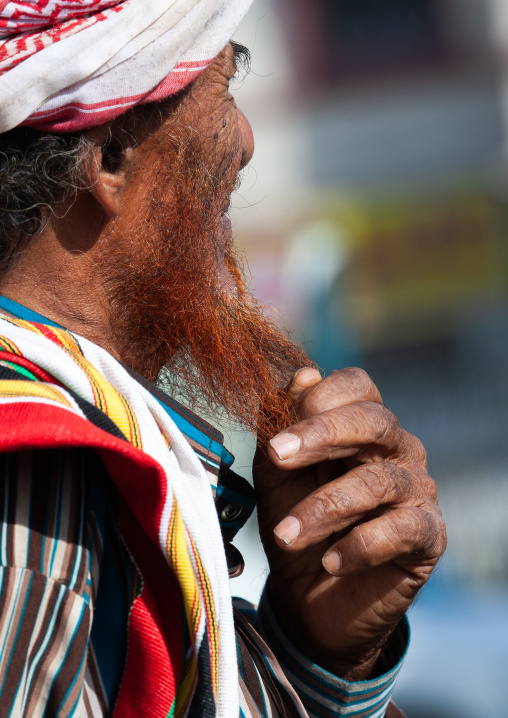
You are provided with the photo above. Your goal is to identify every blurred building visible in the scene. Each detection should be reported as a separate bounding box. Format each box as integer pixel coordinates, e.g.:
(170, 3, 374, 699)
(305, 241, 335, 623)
(233, 0, 508, 582)
(226, 2, 508, 716)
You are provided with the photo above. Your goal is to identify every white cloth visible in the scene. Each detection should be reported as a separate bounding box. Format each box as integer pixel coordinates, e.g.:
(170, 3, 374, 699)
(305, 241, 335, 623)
(0, 313, 240, 717)
(0, 0, 253, 132)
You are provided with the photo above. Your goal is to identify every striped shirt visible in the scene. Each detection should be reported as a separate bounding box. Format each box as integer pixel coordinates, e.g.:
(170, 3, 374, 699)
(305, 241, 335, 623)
(0, 295, 408, 717)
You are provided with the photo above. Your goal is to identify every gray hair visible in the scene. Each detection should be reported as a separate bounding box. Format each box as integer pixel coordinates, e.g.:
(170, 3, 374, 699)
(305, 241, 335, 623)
(0, 128, 94, 263)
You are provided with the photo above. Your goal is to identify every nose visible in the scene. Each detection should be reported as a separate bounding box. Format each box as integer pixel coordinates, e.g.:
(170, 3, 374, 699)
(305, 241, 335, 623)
(237, 108, 254, 169)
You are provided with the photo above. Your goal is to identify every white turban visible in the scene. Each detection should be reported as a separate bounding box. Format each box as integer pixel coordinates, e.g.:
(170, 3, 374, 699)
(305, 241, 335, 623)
(0, 0, 253, 133)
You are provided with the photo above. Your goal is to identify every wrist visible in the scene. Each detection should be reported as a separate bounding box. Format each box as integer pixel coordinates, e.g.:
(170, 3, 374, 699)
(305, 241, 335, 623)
(255, 585, 410, 718)
(266, 576, 397, 680)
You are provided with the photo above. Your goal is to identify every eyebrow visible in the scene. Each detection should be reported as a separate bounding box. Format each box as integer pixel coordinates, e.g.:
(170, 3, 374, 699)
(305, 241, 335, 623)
(230, 41, 251, 75)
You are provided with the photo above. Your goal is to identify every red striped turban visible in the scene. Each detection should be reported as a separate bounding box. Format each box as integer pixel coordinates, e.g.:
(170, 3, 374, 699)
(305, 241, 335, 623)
(0, 0, 252, 133)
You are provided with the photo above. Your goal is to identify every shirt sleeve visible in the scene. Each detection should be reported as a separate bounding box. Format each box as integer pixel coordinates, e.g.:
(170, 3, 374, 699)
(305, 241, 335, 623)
(0, 448, 109, 717)
(253, 586, 409, 718)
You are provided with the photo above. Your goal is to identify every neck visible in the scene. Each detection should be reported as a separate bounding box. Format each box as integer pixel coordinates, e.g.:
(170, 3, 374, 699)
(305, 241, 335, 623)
(0, 214, 158, 378)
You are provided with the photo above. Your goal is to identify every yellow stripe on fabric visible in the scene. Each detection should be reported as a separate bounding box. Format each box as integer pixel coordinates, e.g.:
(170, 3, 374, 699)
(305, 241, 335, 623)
(174, 657, 198, 718)
(168, 501, 202, 633)
(0, 316, 143, 450)
(0, 316, 52, 342)
(190, 536, 219, 698)
(46, 326, 82, 357)
(0, 380, 73, 408)
(167, 500, 203, 715)
(60, 350, 143, 450)
(0, 335, 21, 356)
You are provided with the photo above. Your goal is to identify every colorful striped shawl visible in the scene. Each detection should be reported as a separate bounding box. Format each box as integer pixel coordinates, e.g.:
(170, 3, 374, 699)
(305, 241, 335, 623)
(0, 311, 238, 718)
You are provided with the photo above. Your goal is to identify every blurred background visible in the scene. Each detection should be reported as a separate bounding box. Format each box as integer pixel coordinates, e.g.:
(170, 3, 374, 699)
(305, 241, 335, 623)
(221, 1, 508, 715)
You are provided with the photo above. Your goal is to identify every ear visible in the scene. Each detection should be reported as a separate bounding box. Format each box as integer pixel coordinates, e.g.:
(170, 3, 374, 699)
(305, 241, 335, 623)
(84, 123, 130, 218)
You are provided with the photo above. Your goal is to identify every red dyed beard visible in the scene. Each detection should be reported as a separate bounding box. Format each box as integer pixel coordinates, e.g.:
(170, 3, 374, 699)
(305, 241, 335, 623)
(103, 130, 314, 443)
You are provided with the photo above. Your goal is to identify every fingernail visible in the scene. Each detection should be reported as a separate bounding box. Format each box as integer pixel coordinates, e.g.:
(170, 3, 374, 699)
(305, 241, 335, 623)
(322, 550, 342, 575)
(274, 515, 301, 545)
(270, 433, 301, 461)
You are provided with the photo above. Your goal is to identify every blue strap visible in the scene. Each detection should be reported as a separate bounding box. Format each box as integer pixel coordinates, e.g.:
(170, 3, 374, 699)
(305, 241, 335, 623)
(0, 295, 62, 328)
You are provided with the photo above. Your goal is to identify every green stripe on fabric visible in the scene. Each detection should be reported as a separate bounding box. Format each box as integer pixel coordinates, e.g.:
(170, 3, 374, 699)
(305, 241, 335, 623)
(0, 361, 38, 381)
(166, 699, 175, 718)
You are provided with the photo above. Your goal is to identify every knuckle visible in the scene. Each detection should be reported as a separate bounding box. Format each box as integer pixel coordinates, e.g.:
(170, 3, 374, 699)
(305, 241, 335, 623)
(359, 402, 401, 445)
(307, 411, 348, 454)
(339, 367, 377, 399)
(306, 487, 352, 522)
(376, 407, 402, 444)
(387, 463, 414, 501)
(376, 462, 430, 505)
(433, 511, 448, 555)
(356, 463, 398, 504)
(304, 413, 335, 447)
(405, 433, 428, 467)
(354, 526, 378, 567)
(403, 507, 439, 554)
(385, 463, 412, 497)
(420, 473, 439, 504)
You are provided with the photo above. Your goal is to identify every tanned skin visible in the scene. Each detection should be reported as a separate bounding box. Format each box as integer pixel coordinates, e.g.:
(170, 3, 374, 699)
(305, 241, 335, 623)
(0, 46, 445, 693)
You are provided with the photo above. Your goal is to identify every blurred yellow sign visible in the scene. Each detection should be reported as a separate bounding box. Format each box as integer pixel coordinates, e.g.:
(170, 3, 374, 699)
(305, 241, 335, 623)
(323, 188, 508, 349)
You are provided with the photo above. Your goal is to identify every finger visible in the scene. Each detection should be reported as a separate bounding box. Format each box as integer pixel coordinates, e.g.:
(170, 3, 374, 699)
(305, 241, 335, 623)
(286, 367, 323, 405)
(272, 462, 432, 549)
(321, 507, 446, 578)
(296, 368, 383, 419)
(268, 401, 425, 466)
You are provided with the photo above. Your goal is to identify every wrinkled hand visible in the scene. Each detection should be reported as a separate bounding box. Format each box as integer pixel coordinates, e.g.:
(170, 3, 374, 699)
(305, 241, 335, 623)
(254, 367, 446, 681)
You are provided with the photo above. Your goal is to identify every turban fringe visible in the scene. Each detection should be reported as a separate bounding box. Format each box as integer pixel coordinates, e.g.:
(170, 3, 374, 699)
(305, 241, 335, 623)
(0, 0, 253, 133)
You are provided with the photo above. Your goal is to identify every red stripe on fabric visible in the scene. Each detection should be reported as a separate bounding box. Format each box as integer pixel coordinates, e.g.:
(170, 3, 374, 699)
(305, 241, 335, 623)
(23, 60, 211, 117)
(30, 93, 151, 114)
(0, 0, 11, 14)
(191, 539, 217, 693)
(114, 500, 184, 718)
(28, 65, 206, 115)
(22, 63, 211, 132)
(173, 59, 213, 69)
(0, 3, 122, 67)
(0, 351, 62, 384)
(35, 323, 66, 348)
(0, 401, 180, 718)
(142, 68, 204, 103)
(0, 401, 165, 554)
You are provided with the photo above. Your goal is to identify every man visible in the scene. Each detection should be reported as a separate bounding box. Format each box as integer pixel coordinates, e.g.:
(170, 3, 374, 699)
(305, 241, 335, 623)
(0, 0, 446, 716)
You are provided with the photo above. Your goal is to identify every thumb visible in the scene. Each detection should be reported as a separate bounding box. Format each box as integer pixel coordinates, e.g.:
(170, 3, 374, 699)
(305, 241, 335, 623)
(286, 367, 323, 405)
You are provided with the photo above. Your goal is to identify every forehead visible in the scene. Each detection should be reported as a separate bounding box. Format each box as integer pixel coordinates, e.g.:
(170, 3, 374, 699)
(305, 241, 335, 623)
(198, 43, 237, 84)
(131, 43, 242, 156)
(169, 44, 237, 119)
(170, 42, 248, 111)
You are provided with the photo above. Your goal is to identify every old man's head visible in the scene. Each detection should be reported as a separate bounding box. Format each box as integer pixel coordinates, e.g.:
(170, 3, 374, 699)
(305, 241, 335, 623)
(0, 43, 311, 439)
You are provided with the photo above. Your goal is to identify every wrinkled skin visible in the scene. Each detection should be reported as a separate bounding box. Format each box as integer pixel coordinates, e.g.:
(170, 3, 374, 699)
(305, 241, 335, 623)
(0, 41, 447, 693)
(255, 367, 446, 680)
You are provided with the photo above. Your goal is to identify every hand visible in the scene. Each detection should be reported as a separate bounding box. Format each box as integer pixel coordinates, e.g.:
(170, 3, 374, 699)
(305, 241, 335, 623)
(254, 367, 446, 681)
